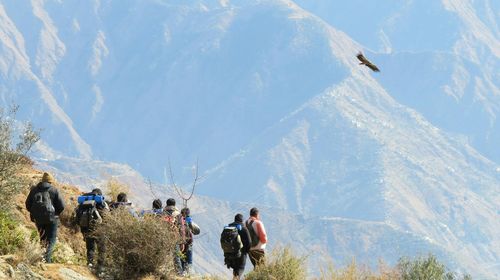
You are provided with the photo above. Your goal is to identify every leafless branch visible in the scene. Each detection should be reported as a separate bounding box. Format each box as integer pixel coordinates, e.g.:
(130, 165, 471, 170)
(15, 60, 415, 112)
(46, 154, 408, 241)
(168, 158, 186, 200)
(184, 158, 199, 202)
(165, 158, 201, 208)
(147, 177, 158, 199)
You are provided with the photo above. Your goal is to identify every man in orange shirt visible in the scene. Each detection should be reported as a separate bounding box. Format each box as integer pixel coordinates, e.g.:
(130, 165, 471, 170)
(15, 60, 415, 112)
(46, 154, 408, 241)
(245, 207, 267, 267)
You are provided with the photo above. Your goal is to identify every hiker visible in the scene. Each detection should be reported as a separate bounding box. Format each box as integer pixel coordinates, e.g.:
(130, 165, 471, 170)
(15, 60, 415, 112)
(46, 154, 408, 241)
(109, 192, 137, 216)
(163, 198, 180, 219)
(179, 207, 195, 276)
(245, 207, 267, 267)
(74, 188, 109, 272)
(164, 198, 183, 274)
(140, 198, 163, 217)
(25, 172, 65, 263)
(221, 213, 251, 280)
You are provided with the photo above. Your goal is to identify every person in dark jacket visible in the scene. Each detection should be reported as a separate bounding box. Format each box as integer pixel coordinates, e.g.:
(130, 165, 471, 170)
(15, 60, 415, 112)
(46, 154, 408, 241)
(25, 172, 65, 263)
(77, 188, 109, 271)
(164, 198, 183, 274)
(141, 199, 163, 217)
(227, 213, 251, 280)
(109, 192, 137, 217)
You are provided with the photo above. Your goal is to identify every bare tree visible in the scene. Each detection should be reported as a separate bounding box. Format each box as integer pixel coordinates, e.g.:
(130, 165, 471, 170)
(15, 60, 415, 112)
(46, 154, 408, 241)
(147, 177, 160, 200)
(0, 105, 40, 210)
(165, 159, 201, 208)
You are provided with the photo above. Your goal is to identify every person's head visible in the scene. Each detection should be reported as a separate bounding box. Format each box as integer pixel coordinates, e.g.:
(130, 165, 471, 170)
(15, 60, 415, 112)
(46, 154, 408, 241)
(250, 207, 259, 218)
(152, 199, 162, 210)
(41, 172, 54, 184)
(117, 192, 128, 203)
(181, 207, 190, 217)
(91, 188, 103, 196)
(166, 198, 176, 207)
(234, 213, 244, 223)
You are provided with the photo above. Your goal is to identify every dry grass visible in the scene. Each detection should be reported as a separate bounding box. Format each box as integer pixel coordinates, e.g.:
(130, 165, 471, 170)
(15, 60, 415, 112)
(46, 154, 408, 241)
(97, 208, 180, 279)
(317, 259, 400, 280)
(245, 247, 307, 280)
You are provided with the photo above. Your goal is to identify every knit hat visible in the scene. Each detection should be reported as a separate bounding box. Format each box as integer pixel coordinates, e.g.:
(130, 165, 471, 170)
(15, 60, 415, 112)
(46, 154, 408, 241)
(234, 213, 244, 223)
(41, 172, 54, 184)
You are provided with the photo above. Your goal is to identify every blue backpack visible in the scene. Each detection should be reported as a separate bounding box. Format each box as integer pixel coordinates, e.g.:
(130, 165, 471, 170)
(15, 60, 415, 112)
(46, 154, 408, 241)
(76, 195, 105, 228)
(78, 195, 105, 205)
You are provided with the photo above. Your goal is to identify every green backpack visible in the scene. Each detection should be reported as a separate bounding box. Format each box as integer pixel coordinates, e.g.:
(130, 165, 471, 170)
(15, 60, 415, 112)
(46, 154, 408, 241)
(246, 220, 260, 247)
(220, 225, 243, 257)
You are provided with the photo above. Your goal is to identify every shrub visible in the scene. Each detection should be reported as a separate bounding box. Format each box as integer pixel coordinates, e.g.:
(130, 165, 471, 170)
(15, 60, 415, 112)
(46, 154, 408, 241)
(97, 208, 180, 279)
(318, 259, 399, 280)
(398, 254, 471, 280)
(245, 247, 307, 280)
(316, 255, 471, 280)
(0, 105, 40, 211)
(0, 211, 24, 254)
(0, 210, 42, 264)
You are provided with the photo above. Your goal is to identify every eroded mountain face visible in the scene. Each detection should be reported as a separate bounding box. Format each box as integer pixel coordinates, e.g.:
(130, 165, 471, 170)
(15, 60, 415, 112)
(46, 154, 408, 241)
(1, 0, 499, 278)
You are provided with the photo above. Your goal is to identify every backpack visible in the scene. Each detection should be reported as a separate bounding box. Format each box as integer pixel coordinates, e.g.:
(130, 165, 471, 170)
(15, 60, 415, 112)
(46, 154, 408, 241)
(246, 220, 260, 247)
(163, 208, 179, 225)
(178, 215, 193, 246)
(220, 225, 243, 258)
(76, 196, 103, 229)
(30, 188, 55, 225)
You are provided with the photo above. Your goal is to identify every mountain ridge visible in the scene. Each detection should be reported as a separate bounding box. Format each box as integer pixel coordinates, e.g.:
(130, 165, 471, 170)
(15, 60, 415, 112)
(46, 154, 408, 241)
(0, 0, 499, 278)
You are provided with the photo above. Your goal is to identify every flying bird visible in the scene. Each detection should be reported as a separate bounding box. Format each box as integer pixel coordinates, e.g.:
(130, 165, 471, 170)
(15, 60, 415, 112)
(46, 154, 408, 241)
(356, 52, 380, 72)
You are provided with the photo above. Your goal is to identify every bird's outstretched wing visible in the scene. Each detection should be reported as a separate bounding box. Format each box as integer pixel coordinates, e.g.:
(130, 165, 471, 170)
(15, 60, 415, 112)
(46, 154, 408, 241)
(356, 52, 380, 72)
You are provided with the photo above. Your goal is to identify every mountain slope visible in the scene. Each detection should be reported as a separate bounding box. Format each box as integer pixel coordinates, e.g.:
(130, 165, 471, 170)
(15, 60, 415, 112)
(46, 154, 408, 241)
(200, 75, 500, 278)
(0, 0, 499, 278)
(294, 0, 500, 164)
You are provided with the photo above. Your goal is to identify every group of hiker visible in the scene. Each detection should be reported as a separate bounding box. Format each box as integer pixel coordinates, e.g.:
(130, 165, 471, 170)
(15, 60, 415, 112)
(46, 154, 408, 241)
(221, 208, 268, 279)
(25, 172, 268, 279)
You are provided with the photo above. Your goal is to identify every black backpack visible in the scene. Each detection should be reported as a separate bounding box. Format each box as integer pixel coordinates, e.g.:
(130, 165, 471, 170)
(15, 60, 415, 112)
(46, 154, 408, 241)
(76, 200, 102, 229)
(30, 189, 55, 225)
(220, 225, 243, 258)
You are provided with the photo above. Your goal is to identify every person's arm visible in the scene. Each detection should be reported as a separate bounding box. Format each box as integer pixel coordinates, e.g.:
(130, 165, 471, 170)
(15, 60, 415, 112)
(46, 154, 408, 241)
(241, 227, 252, 253)
(25, 187, 35, 212)
(53, 188, 65, 216)
(256, 221, 267, 244)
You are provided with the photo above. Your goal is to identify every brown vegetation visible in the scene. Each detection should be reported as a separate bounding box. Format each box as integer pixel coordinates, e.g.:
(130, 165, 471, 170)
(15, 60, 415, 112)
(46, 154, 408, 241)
(97, 208, 180, 279)
(104, 178, 130, 202)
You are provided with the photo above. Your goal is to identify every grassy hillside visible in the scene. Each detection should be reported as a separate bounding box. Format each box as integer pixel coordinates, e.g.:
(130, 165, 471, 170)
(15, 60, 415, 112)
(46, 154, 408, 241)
(1, 166, 96, 279)
(0, 164, 473, 280)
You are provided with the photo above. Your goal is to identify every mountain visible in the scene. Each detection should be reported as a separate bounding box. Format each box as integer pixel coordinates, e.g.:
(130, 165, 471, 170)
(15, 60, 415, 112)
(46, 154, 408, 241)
(294, 0, 500, 163)
(0, 0, 499, 278)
